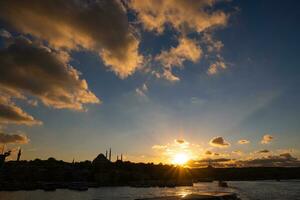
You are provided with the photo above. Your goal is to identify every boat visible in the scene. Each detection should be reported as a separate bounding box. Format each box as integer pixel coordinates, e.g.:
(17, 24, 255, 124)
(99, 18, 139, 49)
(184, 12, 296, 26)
(135, 192, 241, 200)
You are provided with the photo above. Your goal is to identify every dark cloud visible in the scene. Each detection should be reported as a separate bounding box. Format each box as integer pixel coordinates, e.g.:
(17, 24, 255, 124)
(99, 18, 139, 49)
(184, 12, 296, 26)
(209, 136, 230, 148)
(205, 150, 219, 156)
(257, 149, 270, 154)
(175, 139, 186, 144)
(128, 0, 228, 34)
(279, 153, 294, 159)
(0, 35, 99, 111)
(201, 158, 232, 163)
(188, 153, 300, 168)
(0, 0, 142, 78)
(237, 154, 300, 167)
(0, 132, 29, 144)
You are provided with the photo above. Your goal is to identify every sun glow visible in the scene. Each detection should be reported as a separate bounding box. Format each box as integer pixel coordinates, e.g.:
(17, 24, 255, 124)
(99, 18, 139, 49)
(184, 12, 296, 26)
(172, 153, 189, 165)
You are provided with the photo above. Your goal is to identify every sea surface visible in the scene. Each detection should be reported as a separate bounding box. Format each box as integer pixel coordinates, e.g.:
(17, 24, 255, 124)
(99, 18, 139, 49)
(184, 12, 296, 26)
(0, 181, 299, 200)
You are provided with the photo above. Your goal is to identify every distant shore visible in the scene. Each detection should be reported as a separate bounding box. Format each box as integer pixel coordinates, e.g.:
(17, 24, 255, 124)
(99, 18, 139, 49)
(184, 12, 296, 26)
(1, 157, 300, 191)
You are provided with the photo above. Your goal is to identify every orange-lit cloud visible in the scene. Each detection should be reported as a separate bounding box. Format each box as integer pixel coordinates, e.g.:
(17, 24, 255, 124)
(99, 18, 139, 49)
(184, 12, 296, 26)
(155, 37, 202, 81)
(238, 139, 250, 144)
(156, 37, 202, 68)
(0, 35, 99, 111)
(129, 0, 229, 80)
(261, 134, 274, 144)
(0, 0, 142, 78)
(204, 150, 220, 156)
(0, 95, 41, 126)
(129, 0, 228, 34)
(207, 61, 227, 75)
(202, 32, 224, 53)
(0, 132, 29, 144)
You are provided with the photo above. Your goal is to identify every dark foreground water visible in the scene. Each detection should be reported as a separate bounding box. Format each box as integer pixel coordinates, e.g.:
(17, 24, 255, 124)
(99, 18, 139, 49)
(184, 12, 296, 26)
(0, 181, 299, 200)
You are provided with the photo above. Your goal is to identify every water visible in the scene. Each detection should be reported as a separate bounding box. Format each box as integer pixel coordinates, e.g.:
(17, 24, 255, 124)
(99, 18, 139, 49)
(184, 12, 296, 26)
(0, 181, 299, 200)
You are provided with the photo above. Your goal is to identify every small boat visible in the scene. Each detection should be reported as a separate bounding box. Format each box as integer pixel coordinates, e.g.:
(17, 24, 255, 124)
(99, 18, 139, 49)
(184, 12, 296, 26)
(135, 192, 240, 200)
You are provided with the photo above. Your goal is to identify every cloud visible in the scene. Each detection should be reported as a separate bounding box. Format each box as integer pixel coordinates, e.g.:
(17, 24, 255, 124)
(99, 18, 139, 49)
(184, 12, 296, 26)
(162, 69, 180, 82)
(0, 35, 99, 111)
(129, 0, 228, 34)
(156, 37, 202, 69)
(189, 153, 300, 168)
(205, 150, 213, 155)
(135, 83, 148, 98)
(0, 132, 29, 144)
(207, 61, 226, 75)
(238, 139, 250, 145)
(237, 154, 300, 167)
(0, 96, 41, 126)
(0, 0, 142, 78)
(205, 150, 219, 156)
(209, 136, 230, 148)
(175, 139, 186, 144)
(129, 0, 230, 80)
(202, 32, 224, 53)
(155, 37, 202, 81)
(232, 150, 243, 155)
(261, 134, 274, 144)
(0, 103, 42, 125)
(257, 149, 270, 154)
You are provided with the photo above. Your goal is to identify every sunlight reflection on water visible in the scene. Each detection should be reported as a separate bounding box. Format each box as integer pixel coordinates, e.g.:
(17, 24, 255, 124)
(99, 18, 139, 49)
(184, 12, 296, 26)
(0, 181, 299, 200)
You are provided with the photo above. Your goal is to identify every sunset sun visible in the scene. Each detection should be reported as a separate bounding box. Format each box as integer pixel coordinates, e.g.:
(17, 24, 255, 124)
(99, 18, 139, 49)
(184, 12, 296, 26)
(172, 153, 189, 165)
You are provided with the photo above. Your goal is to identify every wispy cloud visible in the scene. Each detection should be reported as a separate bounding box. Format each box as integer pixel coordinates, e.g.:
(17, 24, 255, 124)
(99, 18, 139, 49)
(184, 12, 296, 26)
(135, 83, 148, 98)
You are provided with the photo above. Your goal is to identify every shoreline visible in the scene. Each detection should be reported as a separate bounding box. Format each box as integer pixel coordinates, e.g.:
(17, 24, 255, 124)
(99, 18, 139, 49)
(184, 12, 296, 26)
(0, 179, 299, 192)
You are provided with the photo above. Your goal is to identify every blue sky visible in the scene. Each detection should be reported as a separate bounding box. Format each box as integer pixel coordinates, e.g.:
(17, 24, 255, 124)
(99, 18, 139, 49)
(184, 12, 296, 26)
(0, 0, 299, 166)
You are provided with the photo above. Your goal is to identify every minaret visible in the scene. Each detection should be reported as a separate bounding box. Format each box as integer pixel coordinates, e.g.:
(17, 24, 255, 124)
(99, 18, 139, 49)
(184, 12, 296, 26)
(105, 150, 108, 159)
(117, 155, 119, 161)
(109, 148, 111, 162)
(121, 154, 123, 161)
(17, 148, 21, 162)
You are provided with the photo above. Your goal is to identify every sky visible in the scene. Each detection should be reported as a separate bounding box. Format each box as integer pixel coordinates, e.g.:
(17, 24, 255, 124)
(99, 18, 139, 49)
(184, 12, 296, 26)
(0, 0, 300, 167)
